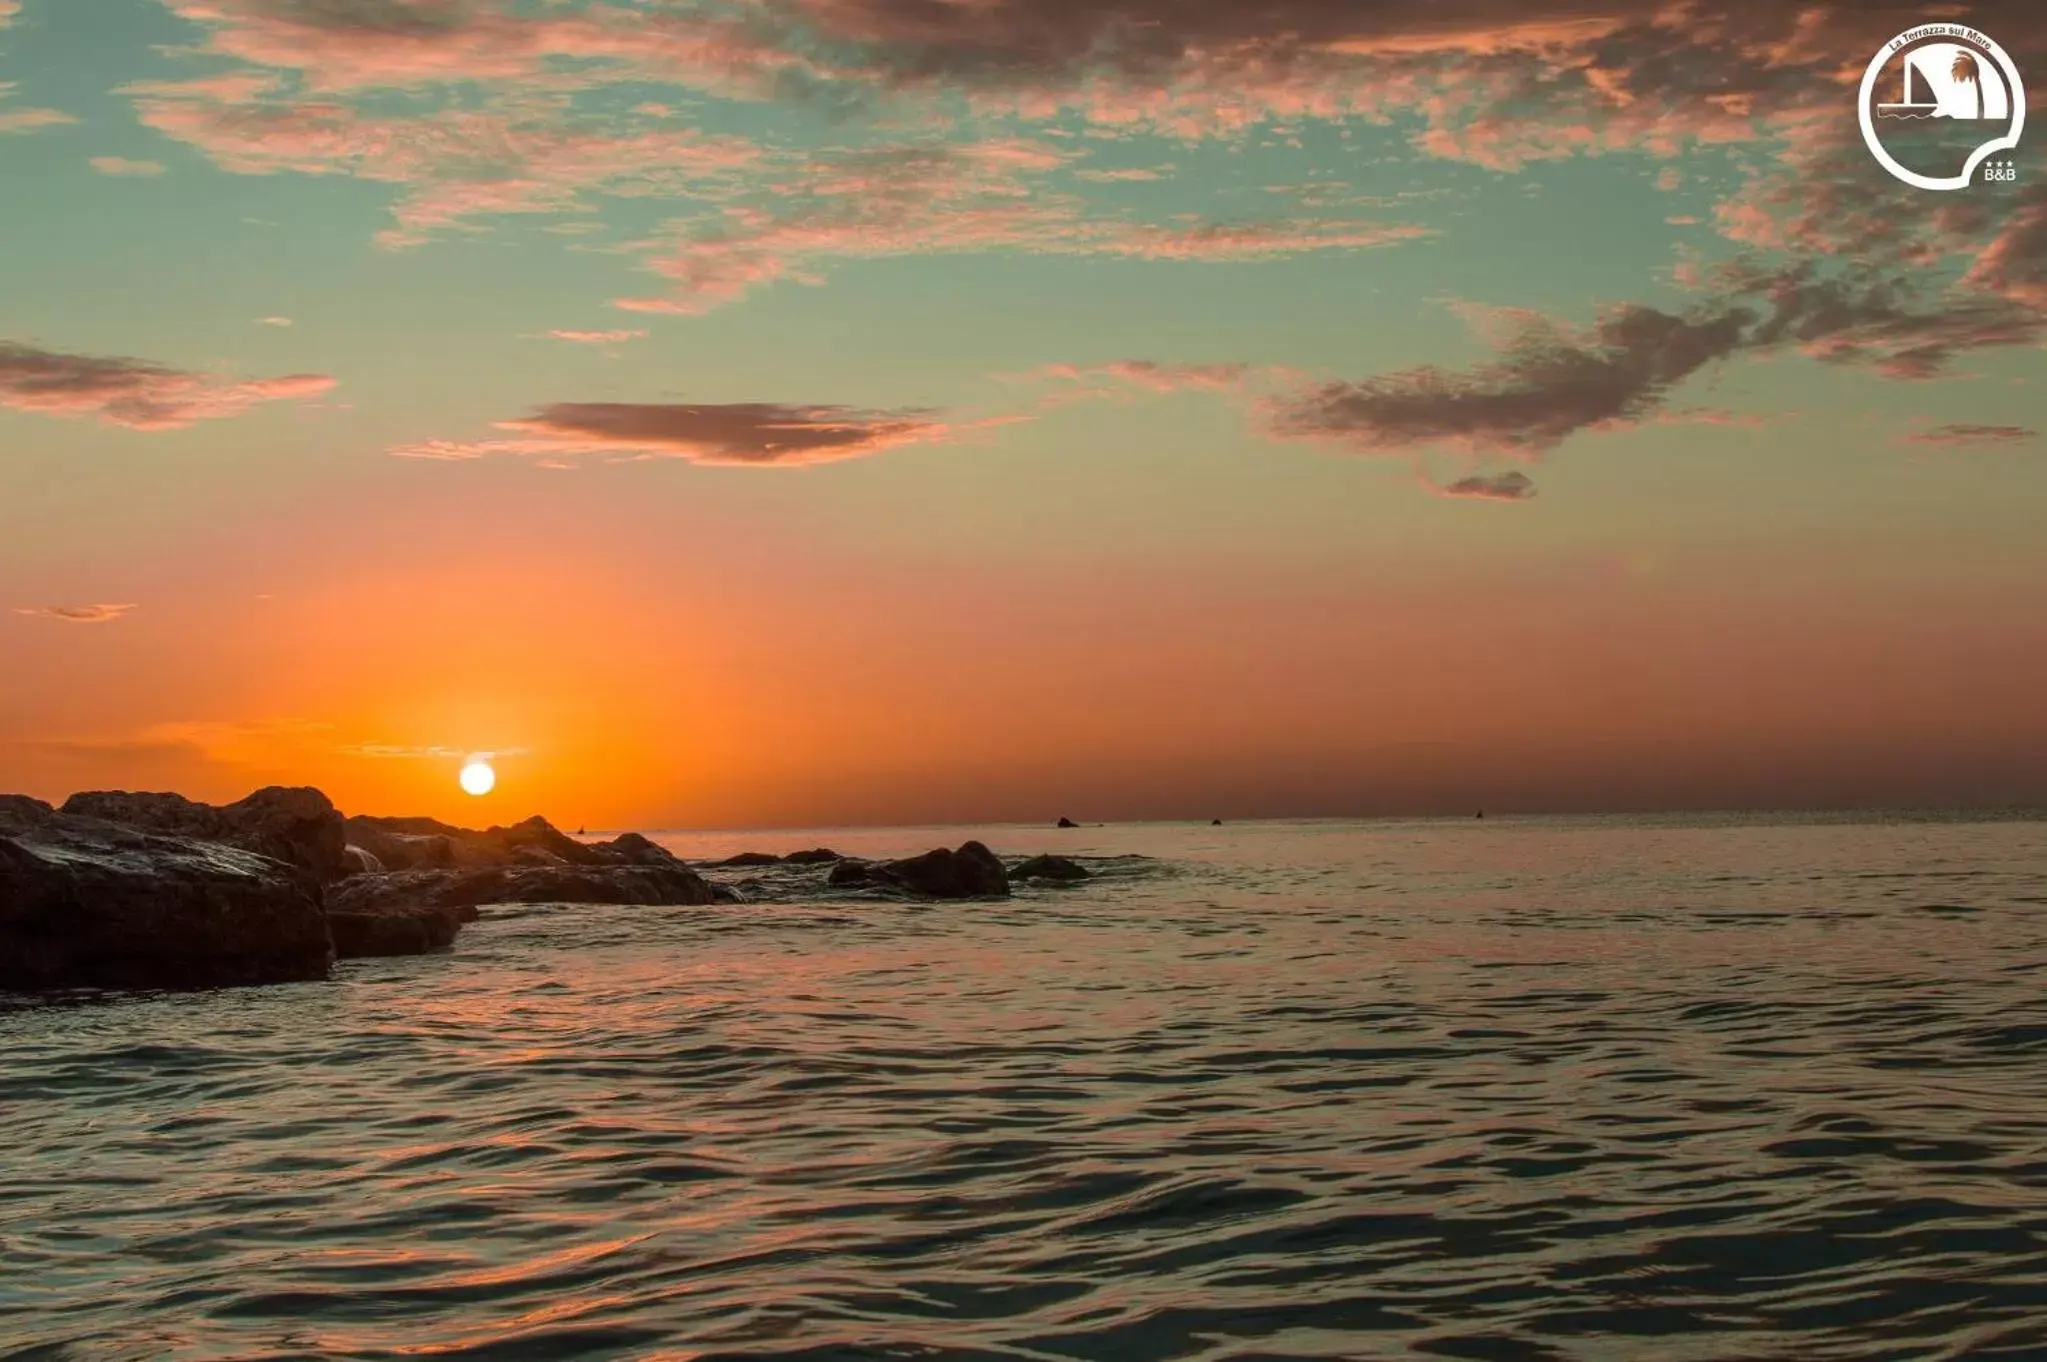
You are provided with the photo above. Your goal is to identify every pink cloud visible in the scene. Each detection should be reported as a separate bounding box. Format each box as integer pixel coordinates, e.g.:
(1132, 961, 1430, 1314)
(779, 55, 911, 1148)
(15, 603, 138, 624)
(1901, 423, 2038, 448)
(90, 156, 166, 176)
(0, 341, 336, 430)
(544, 329, 648, 345)
(615, 139, 1426, 313)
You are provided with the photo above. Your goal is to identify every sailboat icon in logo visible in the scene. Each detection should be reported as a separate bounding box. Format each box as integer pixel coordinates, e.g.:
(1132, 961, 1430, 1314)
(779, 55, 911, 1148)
(1876, 51, 1942, 118)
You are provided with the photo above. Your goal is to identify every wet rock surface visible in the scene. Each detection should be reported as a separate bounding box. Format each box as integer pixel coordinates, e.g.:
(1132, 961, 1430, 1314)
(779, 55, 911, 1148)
(0, 798, 331, 991)
(826, 842, 1010, 899)
(60, 786, 350, 885)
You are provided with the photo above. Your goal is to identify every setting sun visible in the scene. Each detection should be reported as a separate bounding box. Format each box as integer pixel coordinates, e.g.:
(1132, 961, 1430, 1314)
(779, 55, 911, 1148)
(458, 760, 496, 797)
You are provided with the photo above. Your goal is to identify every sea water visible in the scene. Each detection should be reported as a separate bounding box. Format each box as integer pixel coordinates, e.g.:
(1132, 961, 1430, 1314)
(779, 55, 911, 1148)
(4, 814, 2046, 1360)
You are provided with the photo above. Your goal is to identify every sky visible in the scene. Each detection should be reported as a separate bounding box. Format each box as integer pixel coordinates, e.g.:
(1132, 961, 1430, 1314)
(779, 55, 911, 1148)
(1, 0, 2043, 829)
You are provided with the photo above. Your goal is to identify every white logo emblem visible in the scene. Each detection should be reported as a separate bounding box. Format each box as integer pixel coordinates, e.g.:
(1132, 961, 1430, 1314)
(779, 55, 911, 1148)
(1859, 24, 2024, 190)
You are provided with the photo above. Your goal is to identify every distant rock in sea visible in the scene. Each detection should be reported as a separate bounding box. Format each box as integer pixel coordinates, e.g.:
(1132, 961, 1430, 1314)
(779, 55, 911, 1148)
(1010, 854, 1090, 883)
(1057, 817, 1079, 829)
(1, 795, 332, 991)
(781, 848, 841, 865)
(828, 842, 1010, 899)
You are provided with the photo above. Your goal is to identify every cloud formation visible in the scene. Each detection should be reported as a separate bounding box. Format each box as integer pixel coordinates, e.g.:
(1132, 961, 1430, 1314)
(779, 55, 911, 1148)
(1270, 260, 2047, 458)
(1903, 423, 2038, 448)
(0, 341, 336, 430)
(391, 400, 959, 466)
(15, 603, 138, 624)
(1431, 470, 1538, 501)
(545, 328, 647, 344)
(90, 156, 166, 176)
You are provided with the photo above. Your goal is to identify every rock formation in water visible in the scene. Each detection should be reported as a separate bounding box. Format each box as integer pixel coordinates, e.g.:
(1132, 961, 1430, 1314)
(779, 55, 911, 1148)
(329, 861, 733, 913)
(0, 795, 332, 991)
(1057, 816, 1080, 828)
(1009, 854, 1090, 883)
(827, 841, 1010, 899)
(1, 784, 1077, 991)
(61, 786, 351, 886)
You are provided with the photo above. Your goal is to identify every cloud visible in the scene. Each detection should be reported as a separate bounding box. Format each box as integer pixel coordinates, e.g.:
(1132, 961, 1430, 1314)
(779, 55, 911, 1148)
(1430, 470, 1538, 501)
(1269, 260, 2046, 458)
(121, 75, 762, 246)
(1270, 302, 1752, 457)
(15, 603, 138, 624)
(544, 328, 647, 345)
(391, 401, 961, 466)
(341, 742, 532, 760)
(1902, 423, 2038, 448)
(90, 156, 166, 176)
(615, 138, 1426, 313)
(0, 340, 336, 430)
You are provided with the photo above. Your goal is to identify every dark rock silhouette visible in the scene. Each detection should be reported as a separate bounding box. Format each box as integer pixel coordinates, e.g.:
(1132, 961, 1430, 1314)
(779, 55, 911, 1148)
(1, 796, 331, 990)
(707, 851, 782, 868)
(328, 862, 733, 914)
(1056, 817, 1079, 828)
(781, 848, 841, 865)
(345, 813, 604, 872)
(827, 842, 1009, 899)
(1010, 854, 1090, 882)
(1212, 818, 1223, 825)
(590, 832, 681, 866)
(61, 786, 349, 885)
(327, 904, 466, 958)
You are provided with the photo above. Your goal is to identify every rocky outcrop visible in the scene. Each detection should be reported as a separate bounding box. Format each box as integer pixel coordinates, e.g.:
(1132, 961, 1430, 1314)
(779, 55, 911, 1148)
(1, 798, 331, 991)
(1056, 817, 1079, 829)
(328, 860, 734, 915)
(826, 842, 1010, 899)
(1010, 854, 1090, 882)
(60, 786, 350, 885)
(344, 812, 607, 872)
(707, 847, 841, 867)
(326, 904, 466, 959)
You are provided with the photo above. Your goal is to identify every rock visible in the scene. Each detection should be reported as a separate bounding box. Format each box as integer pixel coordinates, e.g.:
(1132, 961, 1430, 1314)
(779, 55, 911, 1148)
(344, 825, 457, 871)
(328, 861, 734, 914)
(707, 851, 781, 868)
(61, 786, 350, 885)
(343, 812, 605, 871)
(327, 905, 465, 959)
(0, 799, 331, 991)
(1212, 818, 1223, 826)
(343, 844, 385, 874)
(781, 848, 841, 865)
(826, 858, 876, 887)
(1056, 817, 1079, 829)
(1010, 854, 1089, 882)
(588, 832, 679, 866)
(827, 842, 1009, 899)
(509, 846, 568, 867)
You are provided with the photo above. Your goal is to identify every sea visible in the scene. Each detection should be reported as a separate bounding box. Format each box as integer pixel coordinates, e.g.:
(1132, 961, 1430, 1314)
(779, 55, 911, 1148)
(5, 813, 2047, 1361)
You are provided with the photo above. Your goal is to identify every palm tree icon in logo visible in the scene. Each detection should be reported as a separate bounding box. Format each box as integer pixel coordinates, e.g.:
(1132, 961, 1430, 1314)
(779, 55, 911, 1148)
(1952, 49, 1983, 119)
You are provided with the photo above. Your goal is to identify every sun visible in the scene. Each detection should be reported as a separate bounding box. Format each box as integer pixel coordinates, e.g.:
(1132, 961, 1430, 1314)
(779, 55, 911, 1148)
(458, 758, 496, 797)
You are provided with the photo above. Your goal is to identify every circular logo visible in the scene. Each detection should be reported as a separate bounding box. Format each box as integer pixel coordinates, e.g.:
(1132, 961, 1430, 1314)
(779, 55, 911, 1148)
(1859, 24, 2024, 190)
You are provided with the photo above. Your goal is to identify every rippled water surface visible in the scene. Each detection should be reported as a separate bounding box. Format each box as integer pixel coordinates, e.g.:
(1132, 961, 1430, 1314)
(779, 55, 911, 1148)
(7, 814, 2047, 1360)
